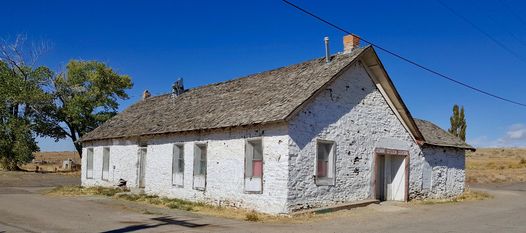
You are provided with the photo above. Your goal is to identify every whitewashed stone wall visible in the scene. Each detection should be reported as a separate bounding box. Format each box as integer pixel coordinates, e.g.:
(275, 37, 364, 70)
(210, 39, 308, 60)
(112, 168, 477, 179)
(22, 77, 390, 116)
(81, 139, 139, 187)
(81, 124, 290, 214)
(420, 146, 465, 198)
(142, 124, 290, 214)
(286, 61, 465, 211)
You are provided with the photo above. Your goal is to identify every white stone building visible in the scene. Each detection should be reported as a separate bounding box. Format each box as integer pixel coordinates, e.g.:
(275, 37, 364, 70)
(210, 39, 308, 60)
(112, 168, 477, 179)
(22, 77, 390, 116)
(80, 36, 474, 214)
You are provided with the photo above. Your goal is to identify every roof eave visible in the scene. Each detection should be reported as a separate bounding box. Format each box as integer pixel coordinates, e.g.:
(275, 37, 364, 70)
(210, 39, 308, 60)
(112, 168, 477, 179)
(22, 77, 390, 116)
(79, 119, 288, 144)
(422, 142, 476, 152)
(359, 46, 425, 142)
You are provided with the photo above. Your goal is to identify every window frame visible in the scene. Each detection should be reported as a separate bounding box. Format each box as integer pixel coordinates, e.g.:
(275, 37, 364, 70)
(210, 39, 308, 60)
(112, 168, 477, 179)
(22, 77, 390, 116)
(172, 143, 185, 187)
(315, 139, 336, 186)
(101, 147, 110, 181)
(244, 138, 264, 194)
(193, 142, 207, 191)
(137, 146, 148, 189)
(86, 148, 94, 179)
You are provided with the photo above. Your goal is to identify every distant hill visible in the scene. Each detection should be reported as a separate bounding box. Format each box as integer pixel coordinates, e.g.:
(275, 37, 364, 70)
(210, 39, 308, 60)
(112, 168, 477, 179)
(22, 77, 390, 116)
(33, 151, 81, 164)
(466, 148, 526, 184)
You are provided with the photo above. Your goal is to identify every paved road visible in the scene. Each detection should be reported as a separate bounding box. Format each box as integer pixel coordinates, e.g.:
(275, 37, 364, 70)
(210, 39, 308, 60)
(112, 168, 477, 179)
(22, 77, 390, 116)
(1, 172, 525, 232)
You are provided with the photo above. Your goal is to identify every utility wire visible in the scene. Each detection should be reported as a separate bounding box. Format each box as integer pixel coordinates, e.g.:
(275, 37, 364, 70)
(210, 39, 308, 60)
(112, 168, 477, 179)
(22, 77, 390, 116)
(281, 0, 526, 108)
(487, 16, 526, 48)
(437, 0, 526, 63)
(498, 0, 526, 31)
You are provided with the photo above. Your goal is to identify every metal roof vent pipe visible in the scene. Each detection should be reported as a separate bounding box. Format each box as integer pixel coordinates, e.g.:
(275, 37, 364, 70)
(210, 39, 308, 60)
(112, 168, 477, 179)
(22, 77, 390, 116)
(324, 36, 330, 63)
(172, 78, 185, 98)
(142, 90, 151, 100)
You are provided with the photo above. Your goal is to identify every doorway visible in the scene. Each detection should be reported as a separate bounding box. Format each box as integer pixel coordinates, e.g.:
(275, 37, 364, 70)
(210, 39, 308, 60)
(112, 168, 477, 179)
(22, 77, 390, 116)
(375, 149, 408, 201)
(138, 147, 147, 188)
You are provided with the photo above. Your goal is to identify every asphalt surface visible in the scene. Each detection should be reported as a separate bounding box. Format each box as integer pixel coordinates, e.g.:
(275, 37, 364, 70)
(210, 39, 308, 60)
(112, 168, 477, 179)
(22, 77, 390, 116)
(1, 172, 525, 232)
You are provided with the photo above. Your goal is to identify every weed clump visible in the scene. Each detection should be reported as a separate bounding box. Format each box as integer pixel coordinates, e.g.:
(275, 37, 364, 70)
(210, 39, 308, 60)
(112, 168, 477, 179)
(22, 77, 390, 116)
(48, 186, 120, 197)
(413, 189, 492, 205)
(245, 211, 260, 222)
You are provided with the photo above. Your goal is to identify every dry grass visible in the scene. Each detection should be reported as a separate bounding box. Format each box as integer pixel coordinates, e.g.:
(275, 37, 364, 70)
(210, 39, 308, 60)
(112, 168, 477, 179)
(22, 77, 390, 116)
(412, 189, 493, 205)
(47, 186, 121, 197)
(244, 211, 260, 222)
(466, 148, 526, 184)
(33, 151, 80, 164)
(47, 186, 310, 222)
(20, 151, 81, 176)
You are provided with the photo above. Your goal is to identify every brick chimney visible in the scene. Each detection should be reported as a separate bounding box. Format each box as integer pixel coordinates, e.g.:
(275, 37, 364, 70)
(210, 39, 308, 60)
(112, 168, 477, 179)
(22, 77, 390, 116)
(343, 34, 360, 54)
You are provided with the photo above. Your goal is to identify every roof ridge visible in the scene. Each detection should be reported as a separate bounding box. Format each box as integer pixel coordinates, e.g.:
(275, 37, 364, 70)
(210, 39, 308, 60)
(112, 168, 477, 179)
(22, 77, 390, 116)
(80, 46, 369, 142)
(150, 50, 366, 98)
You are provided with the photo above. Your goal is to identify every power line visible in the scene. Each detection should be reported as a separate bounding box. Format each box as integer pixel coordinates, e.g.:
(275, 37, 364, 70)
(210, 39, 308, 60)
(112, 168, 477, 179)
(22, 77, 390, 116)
(487, 16, 526, 48)
(437, 0, 526, 63)
(498, 0, 526, 31)
(281, 0, 526, 108)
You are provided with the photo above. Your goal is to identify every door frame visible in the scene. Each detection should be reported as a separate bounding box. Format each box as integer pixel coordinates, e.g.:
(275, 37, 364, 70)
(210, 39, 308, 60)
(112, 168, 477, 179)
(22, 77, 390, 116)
(137, 146, 147, 189)
(372, 148, 410, 202)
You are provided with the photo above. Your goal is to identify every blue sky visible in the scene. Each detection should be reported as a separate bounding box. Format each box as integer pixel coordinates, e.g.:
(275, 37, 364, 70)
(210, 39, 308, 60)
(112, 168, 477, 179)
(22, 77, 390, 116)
(2, 0, 526, 150)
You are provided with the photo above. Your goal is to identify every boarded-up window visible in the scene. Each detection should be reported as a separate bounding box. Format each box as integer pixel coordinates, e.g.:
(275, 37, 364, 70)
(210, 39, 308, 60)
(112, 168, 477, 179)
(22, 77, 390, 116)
(193, 143, 207, 190)
(245, 140, 263, 178)
(86, 148, 94, 179)
(102, 147, 110, 180)
(172, 144, 184, 186)
(316, 140, 336, 185)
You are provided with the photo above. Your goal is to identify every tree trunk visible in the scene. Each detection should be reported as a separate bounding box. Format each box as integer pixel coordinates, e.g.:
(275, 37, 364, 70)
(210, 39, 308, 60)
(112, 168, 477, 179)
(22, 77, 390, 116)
(74, 142, 82, 159)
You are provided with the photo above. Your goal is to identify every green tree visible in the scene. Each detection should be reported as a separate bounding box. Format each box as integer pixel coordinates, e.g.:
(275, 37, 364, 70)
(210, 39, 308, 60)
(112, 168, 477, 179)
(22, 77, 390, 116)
(448, 104, 467, 141)
(0, 36, 56, 170)
(51, 60, 133, 156)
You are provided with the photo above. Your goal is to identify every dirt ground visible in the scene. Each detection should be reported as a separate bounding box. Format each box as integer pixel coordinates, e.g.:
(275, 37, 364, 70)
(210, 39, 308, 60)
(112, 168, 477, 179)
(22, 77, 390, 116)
(1, 148, 525, 232)
(1, 171, 526, 232)
(466, 148, 526, 184)
(0, 171, 79, 187)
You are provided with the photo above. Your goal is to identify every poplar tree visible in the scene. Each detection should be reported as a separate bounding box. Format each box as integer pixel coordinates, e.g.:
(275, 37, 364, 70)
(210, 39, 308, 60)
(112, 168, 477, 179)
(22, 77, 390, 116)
(448, 104, 467, 141)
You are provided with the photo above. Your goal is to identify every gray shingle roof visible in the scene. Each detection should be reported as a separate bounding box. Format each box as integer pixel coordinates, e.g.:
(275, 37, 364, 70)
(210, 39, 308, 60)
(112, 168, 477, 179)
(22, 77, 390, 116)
(414, 119, 475, 151)
(80, 46, 475, 152)
(80, 47, 367, 142)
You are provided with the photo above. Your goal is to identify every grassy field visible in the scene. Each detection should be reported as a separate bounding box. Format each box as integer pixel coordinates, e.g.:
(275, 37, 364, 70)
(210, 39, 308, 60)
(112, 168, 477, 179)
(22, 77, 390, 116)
(466, 148, 526, 184)
(20, 151, 80, 174)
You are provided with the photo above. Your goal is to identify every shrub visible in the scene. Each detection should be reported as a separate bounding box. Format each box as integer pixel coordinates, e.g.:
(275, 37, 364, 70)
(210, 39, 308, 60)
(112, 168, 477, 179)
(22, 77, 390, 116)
(119, 194, 140, 201)
(166, 202, 180, 209)
(245, 212, 260, 222)
(148, 198, 162, 205)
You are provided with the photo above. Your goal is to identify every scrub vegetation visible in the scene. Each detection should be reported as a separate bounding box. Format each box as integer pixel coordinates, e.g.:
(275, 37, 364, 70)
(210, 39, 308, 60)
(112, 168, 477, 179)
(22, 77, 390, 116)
(466, 148, 526, 184)
(48, 186, 121, 197)
(47, 185, 301, 222)
(412, 188, 493, 205)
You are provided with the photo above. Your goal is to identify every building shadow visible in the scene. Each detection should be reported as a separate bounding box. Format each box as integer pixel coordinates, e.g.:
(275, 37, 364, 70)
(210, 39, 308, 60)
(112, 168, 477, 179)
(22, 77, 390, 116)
(102, 216, 209, 233)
